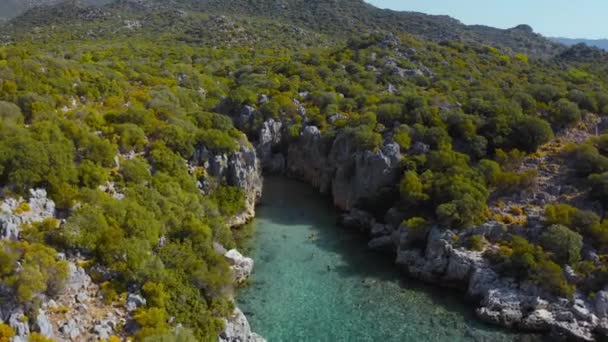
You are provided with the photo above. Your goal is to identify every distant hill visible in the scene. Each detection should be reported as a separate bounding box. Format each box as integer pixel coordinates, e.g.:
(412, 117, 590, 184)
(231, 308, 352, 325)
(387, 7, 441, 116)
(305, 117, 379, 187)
(2, 0, 564, 57)
(0, 0, 111, 20)
(550, 37, 608, 51)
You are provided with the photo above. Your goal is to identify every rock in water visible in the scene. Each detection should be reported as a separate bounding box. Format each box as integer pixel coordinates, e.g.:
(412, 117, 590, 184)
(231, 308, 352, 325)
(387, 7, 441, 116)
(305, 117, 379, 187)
(224, 249, 254, 284)
(219, 308, 266, 342)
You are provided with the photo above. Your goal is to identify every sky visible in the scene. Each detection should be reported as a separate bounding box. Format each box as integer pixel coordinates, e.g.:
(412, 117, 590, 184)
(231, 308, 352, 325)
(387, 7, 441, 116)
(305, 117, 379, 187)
(365, 0, 607, 39)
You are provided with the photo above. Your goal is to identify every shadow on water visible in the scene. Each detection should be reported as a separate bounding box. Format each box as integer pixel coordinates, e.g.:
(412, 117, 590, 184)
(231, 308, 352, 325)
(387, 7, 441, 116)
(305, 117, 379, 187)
(238, 176, 542, 341)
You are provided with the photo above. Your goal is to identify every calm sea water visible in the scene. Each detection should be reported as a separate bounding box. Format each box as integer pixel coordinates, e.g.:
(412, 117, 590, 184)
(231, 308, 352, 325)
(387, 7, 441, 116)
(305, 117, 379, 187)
(237, 177, 533, 342)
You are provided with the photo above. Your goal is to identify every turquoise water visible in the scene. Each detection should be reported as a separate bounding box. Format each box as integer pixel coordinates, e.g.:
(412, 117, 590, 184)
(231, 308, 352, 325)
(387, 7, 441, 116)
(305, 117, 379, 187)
(237, 178, 531, 342)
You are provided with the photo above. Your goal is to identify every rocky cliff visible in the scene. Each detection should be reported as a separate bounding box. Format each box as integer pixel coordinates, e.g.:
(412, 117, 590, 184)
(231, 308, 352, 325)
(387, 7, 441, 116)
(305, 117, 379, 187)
(258, 121, 402, 211)
(0, 188, 55, 240)
(338, 211, 608, 341)
(225, 105, 607, 341)
(0, 190, 134, 342)
(192, 142, 263, 227)
(0, 162, 264, 341)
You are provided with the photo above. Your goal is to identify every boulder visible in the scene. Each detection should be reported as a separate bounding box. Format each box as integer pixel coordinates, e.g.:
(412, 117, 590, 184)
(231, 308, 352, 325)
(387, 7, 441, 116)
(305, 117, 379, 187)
(9, 310, 30, 342)
(224, 249, 254, 284)
(370, 223, 391, 237)
(339, 209, 375, 232)
(75, 292, 88, 304)
(219, 308, 266, 342)
(368, 236, 394, 251)
(595, 291, 608, 318)
(476, 289, 525, 327)
(34, 310, 54, 338)
(60, 319, 81, 340)
(93, 321, 113, 340)
(521, 309, 554, 331)
(234, 105, 256, 130)
(445, 249, 482, 282)
(468, 266, 499, 298)
(552, 321, 595, 342)
(67, 262, 91, 291)
(410, 141, 430, 155)
(126, 294, 147, 312)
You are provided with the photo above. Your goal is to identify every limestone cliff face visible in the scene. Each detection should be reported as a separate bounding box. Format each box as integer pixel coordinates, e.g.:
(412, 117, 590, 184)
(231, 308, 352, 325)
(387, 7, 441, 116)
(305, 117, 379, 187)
(285, 125, 402, 211)
(219, 308, 266, 342)
(0, 189, 55, 240)
(236, 111, 608, 340)
(343, 212, 608, 341)
(192, 143, 263, 227)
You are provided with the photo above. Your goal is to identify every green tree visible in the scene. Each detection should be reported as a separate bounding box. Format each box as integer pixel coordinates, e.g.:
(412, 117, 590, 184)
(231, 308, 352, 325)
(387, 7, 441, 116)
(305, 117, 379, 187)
(549, 99, 582, 128)
(540, 224, 583, 264)
(510, 115, 554, 152)
(399, 171, 428, 206)
(588, 172, 608, 210)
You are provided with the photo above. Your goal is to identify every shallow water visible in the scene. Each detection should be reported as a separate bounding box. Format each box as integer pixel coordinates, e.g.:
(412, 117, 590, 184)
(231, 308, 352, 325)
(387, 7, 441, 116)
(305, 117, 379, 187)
(237, 177, 531, 342)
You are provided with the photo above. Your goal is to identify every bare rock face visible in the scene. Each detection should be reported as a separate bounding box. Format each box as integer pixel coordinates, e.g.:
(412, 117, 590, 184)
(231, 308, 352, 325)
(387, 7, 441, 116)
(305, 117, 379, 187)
(219, 308, 266, 342)
(0, 188, 55, 240)
(224, 249, 254, 284)
(9, 310, 30, 342)
(595, 291, 608, 318)
(286, 126, 402, 211)
(391, 224, 604, 341)
(287, 125, 330, 191)
(34, 310, 54, 338)
(217, 246, 264, 342)
(331, 142, 402, 210)
(257, 119, 284, 173)
(193, 143, 263, 227)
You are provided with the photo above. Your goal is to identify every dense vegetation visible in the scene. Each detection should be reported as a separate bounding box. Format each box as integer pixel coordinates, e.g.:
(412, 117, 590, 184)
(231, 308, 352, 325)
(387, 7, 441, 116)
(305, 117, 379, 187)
(1, 0, 608, 339)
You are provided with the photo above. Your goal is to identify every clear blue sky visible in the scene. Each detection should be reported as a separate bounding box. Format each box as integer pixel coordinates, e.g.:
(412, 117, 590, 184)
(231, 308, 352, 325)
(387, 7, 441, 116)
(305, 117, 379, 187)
(365, 0, 607, 39)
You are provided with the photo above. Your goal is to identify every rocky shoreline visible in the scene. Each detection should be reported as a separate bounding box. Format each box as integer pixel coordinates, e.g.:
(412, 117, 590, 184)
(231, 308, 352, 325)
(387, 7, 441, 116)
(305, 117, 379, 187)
(224, 101, 608, 341)
(0, 147, 266, 342)
(1, 110, 604, 341)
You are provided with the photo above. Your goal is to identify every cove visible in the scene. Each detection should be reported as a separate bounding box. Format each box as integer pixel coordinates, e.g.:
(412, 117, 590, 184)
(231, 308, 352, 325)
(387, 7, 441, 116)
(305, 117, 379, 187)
(237, 177, 532, 341)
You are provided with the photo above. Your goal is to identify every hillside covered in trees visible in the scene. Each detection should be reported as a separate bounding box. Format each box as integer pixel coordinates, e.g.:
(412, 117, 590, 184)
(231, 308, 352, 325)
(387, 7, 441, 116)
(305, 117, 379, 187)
(1, 0, 608, 341)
